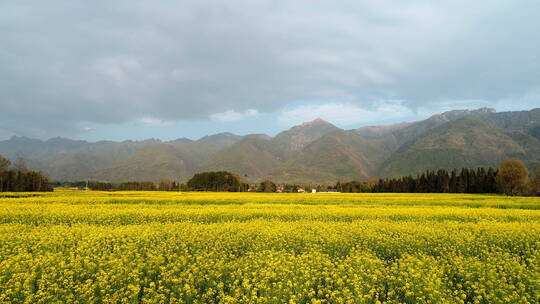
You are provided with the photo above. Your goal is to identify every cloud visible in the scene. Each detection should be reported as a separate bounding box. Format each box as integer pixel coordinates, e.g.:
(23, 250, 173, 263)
(210, 109, 259, 122)
(140, 117, 174, 127)
(278, 102, 415, 127)
(1, 0, 539, 138)
(83, 127, 96, 133)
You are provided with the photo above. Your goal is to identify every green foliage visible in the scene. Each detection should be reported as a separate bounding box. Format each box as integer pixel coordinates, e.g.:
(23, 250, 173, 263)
(336, 180, 372, 193)
(0, 169, 51, 192)
(497, 159, 529, 196)
(280, 184, 301, 193)
(89, 181, 159, 191)
(340, 167, 499, 194)
(257, 180, 277, 192)
(0, 156, 51, 192)
(187, 171, 244, 192)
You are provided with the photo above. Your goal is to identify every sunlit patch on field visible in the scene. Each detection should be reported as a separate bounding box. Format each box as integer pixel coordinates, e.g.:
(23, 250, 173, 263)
(1, 191, 539, 303)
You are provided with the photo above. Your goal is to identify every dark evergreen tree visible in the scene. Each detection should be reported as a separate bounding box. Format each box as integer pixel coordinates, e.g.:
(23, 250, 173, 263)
(0, 169, 52, 192)
(369, 167, 499, 194)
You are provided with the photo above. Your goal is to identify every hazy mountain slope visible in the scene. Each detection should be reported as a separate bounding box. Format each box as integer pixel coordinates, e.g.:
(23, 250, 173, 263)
(482, 108, 540, 133)
(354, 122, 412, 138)
(0, 136, 89, 168)
(531, 125, 540, 141)
(271, 118, 341, 158)
(503, 130, 540, 168)
(201, 118, 342, 180)
(170, 133, 245, 165)
(0, 133, 244, 182)
(72, 135, 244, 182)
(201, 135, 282, 180)
(270, 130, 390, 184)
(193, 132, 243, 149)
(43, 141, 173, 181)
(83, 144, 199, 182)
(382, 118, 529, 177)
(388, 108, 496, 147)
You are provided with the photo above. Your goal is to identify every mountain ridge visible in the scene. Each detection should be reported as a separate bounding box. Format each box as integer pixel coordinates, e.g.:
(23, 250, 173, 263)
(1, 108, 539, 183)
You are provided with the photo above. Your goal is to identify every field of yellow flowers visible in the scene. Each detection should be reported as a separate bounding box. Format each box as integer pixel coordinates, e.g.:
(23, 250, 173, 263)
(1, 190, 539, 303)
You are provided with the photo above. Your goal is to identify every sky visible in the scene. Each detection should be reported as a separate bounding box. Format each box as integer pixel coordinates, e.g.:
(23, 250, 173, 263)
(1, 0, 539, 141)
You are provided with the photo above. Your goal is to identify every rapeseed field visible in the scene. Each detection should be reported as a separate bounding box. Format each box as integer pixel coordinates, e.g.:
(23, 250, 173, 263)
(0, 190, 539, 303)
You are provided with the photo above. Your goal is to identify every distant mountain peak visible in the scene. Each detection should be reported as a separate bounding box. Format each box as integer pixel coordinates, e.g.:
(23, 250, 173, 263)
(196, 132, 242, 144)
(299, 117, 332, 127)
(169, 137, 193, 144)
(433, 108, 496, 121)
(270, 118, 341, 155)
(285, 118, 339, 135)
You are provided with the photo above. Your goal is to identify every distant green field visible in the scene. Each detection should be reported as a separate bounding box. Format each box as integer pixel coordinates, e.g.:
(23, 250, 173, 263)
(1, 191, 539, 303)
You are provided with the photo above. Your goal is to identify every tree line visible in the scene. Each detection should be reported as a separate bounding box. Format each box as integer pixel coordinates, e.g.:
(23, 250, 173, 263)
(88, 181, 162, 191)
(0, 155, 52, 192)
(85, 172, 247, 192)
(368, 167, 499, 193)
(337, 159, 539, 196)
(4, 151, 539, 196)
(83, 173, 292, 193)
(68, 159, 540, 196)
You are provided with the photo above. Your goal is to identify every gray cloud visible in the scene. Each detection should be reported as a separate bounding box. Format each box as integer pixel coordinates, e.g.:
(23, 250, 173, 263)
(1, 0, 539, 138)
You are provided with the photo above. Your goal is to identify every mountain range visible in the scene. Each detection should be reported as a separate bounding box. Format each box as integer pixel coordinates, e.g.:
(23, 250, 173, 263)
(2, 108, 540, 184)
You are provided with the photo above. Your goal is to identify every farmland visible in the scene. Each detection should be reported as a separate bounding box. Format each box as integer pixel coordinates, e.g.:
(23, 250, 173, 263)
(1, 191, 539, 303)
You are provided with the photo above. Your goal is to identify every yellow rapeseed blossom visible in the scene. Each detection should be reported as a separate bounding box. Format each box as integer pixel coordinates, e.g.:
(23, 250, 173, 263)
(0, 190, 539, 303)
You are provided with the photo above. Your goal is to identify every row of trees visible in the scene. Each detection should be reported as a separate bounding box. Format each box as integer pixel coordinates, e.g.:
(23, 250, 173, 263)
(0, 155, 52, 192)
(89, 181, 160, 191)
(367, 168, 499, 194)
(74, 160, 540, 196)
(258, 167, 501, 194)
(84, 174, 299, 193)
(335, 159, 539, 196)
(84, 178, 301, 193)
(7, 151, 538, 196)
(87, 172, 248, 192)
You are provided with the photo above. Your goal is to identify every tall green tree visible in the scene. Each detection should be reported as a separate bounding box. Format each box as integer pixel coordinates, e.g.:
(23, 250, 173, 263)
(497, 159, 529, 196)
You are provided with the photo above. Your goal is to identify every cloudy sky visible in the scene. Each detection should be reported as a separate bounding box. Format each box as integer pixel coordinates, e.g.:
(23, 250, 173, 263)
(1, 0, 539, 141)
